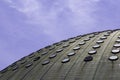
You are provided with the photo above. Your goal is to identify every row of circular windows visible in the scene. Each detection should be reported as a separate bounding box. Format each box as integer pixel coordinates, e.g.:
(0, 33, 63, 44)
(0, 33, 97, 73)
(36, 32, 100, 53)
(84, 33, 110, 62)
(109, 36, 120, 61)
(36, 30, 112, 56)
(0, 31, 113, 74)
(39, 33, 99, 64)
(15, 31, 118, 71)
(41, 32, 111, 64)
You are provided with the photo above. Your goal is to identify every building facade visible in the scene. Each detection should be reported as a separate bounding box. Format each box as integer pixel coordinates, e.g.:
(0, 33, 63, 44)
(0, 29, 120, 80)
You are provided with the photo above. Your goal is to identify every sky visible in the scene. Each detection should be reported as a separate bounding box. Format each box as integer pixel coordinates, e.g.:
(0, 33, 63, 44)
(0, 0, 120, 70)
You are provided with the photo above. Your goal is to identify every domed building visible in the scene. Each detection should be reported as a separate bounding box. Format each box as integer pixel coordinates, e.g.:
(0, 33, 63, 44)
(0, 29, 120, 80)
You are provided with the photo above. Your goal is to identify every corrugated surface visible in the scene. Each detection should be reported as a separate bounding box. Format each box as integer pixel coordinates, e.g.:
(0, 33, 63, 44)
(1, 29, 120, 80)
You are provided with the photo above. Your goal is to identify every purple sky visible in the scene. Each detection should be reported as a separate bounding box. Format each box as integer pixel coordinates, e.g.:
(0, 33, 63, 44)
(0, 0, 120, 70)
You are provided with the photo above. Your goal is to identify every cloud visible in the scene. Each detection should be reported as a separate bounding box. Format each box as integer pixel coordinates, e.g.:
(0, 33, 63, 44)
(5, 0, 100, 36)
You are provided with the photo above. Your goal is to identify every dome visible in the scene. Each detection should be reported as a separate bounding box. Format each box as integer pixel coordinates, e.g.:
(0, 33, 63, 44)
(0, 29, 120, 80)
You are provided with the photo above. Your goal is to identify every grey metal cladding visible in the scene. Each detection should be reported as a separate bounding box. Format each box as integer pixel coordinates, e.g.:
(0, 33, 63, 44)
(1, 29, 120, 80)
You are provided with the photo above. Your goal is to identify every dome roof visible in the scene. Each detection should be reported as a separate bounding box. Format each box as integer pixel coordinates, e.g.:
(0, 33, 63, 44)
(1, 29, 120, 80)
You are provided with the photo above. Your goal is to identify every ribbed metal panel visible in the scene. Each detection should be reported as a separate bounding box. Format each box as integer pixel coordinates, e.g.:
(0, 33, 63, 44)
(1, 29, 120, 80)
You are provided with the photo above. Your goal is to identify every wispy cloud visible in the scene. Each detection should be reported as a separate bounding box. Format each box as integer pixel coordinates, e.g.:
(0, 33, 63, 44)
(5, 0, 100, 38)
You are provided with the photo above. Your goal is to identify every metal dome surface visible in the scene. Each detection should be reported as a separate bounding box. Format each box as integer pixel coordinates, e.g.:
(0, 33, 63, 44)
(1, 29, 120, 80)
